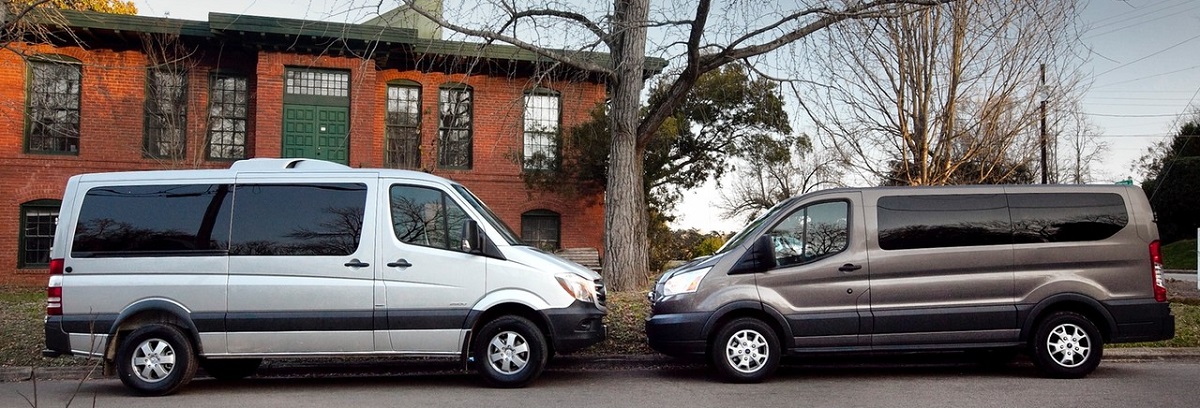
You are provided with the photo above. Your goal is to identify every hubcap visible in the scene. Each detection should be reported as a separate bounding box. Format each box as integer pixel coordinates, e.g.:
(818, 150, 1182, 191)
(487, 331, 530, 375)
(131, 338, 176, 383)
(1046, 323, 1091, 368)
(725, 329, 769, 374)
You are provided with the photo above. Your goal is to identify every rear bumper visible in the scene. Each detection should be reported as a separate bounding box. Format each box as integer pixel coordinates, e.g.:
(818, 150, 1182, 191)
(543, 301, 607, 354)
(1105, 299, 1175, 343)
(43, 315, 71, 357)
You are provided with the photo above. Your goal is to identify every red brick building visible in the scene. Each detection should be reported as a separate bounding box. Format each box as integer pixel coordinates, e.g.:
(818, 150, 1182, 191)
(0, 10, 642, 284)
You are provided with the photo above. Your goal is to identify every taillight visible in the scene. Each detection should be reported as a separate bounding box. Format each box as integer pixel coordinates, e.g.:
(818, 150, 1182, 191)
(1149, 241, 1168, 302)
(47, 258, 63, 316)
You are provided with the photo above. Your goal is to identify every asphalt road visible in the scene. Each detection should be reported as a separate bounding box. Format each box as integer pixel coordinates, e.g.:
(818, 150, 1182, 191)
(4, 359, 1198, 408)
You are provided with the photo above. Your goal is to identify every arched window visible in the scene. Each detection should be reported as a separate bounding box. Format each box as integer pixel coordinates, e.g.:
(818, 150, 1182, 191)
(20, 199, 61, 268)
(26, 55, 82, 154)
(521, 209, 561, 251)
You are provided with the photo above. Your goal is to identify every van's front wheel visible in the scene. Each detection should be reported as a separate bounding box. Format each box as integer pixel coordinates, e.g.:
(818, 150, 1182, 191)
(115, 324, 197, 396)
(1030, 311, 1103, 378)
(474, 316, 547, 388)
(710, 317, 780, 383)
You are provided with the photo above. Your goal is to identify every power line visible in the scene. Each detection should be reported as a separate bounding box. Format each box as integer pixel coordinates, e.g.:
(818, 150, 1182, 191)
(1093, 64, 1200, 88)
(1086, 1, 1200, 39)
(1080, 112, 1187, 118)
(1093, 32, 1200, 78)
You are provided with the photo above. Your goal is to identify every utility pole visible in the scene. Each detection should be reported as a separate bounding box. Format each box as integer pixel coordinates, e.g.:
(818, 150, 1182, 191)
(1040, 63, 1048, 184)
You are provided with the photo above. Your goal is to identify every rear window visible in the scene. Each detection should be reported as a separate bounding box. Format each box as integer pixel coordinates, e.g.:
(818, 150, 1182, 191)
(1009, 193, 1127, 243)
(72, 184, 233, 257)
(877, 194, 1011, 250)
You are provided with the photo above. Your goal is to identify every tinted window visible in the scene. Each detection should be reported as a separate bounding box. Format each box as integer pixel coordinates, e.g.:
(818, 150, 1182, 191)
(230, 183, 366, 256)
(878, 194, 1010, 250)
(768, 201, 849, 267)
(1010, 193, 1128, 243)
(391, 185, 471, 251)
(73, 184, 232, 256)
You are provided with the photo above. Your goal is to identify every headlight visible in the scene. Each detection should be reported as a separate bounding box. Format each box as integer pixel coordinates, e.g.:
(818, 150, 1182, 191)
(662, 267, 711, 297)
(556, 273, 597, 303)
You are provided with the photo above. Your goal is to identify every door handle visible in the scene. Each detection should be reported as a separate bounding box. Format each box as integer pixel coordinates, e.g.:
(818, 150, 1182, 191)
(838, 263, 862, 272)
(387, 259, 413, 268)
(344, 259, 370, 268)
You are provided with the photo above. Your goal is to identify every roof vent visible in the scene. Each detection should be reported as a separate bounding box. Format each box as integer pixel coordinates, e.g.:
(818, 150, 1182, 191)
(229, 158, 351, 171)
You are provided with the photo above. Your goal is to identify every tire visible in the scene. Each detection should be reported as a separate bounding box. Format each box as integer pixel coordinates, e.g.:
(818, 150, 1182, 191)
(473, 316, 548, 388)
(115, 324, 198, 396)
(1030, 311, 1103, 379)
(710, 317, 781, 383)
(200, 358, 262, 381)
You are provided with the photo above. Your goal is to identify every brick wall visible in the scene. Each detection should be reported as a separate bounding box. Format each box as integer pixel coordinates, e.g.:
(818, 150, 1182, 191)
(0, 42, 608, 285)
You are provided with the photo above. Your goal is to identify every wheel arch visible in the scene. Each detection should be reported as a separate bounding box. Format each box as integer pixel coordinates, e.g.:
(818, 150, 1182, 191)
(105, 299, 202, 360)
(1020, 293, 1117, 343)
(464, 302, 554, 356)
(702, 301, 794, 351)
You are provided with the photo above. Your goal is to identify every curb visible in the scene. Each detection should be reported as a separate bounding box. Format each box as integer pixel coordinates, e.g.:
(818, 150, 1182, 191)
(5, 348, 1200, 382)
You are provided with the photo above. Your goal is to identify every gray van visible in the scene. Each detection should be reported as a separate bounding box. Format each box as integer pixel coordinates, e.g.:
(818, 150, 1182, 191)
(43, 159, 607, 395)
(646, 185, 1174, 382)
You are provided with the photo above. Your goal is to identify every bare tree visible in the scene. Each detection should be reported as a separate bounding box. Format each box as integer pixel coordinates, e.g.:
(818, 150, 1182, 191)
(718, 135, 844, 223)
(388, 0, 954, 291)
(795, 0, 1088, 186)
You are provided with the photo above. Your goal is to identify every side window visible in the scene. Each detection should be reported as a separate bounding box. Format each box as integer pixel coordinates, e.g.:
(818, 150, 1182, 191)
(523, 90, 559, 170)
(72, 185, 232, 256)
(144, 68, 188, 159)
(385, 81, 422, 169)
(390, 185, 471, 251)
(1010, 193, 1128, 243)
(767, 201, 848, 267)
(877, 194, 1011, 250)
(20, 199, 60, 268)
(207, 74, 249, 160)
(229, 183, 366, 256)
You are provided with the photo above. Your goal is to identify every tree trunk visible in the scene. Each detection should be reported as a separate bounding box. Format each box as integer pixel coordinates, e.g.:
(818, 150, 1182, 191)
(603, 0, 650, 292)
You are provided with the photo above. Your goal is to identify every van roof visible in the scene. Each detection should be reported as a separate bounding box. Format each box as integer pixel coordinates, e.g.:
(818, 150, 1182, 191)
(71, 158, 454, 185)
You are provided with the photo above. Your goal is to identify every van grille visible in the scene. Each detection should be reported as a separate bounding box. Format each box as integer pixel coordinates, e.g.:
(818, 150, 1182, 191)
(594, 279, 607, 307)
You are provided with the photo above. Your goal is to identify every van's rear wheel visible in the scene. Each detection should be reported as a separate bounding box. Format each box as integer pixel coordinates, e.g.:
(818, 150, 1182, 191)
(474, 316, 547, 388)
(200, 358, 261, 380)
(115, 324, 197, 396)
(1030, 311, 1103, 378)
(710, 317, 780, 383)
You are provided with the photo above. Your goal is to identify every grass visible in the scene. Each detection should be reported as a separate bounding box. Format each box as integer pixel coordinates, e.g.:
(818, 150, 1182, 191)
(1163, 239, 1197, 270)
(3, 287, 1197, 367)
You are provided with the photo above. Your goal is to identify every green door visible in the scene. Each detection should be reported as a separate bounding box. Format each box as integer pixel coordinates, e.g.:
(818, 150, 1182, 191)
(282, 104, 349, 164)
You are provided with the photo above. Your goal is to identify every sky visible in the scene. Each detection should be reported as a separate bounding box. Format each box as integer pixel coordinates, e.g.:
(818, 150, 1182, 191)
(133, 0, 1200, 234)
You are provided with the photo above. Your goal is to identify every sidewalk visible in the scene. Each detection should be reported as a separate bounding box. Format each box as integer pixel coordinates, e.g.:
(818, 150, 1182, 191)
(5, 348, 1200, 382)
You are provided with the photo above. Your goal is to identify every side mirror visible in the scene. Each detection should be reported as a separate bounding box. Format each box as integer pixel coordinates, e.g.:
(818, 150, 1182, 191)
(730, 235, 777, 274)
(462, 220, 484, 254)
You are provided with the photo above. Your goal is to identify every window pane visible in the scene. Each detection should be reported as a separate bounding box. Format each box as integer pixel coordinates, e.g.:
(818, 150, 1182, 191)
(208, 75, 248, 160)
(521, 210, 561, 251)
(145, 70, 188, 158)
(768, 201, 848, 267)
(390, 185, 470, 251)
(27, 60, 81, 154)
(523, 93, 559, 169)
(438, 87, 472, 168)
(230, 184, 367, 256)
(386, 85, 421, 169)
(877, 194, 1011, 250)
(1010, 193, 1128, 243)
(22, 203, 59, 267)
(72, 185, 232, 256)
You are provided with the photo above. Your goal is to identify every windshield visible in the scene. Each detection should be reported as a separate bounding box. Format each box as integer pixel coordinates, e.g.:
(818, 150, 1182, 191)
(453, 184, 523, 245)
(714, 197, 798, 255)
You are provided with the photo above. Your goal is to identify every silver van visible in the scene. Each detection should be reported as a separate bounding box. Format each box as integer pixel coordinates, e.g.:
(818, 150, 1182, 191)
(43, 158, 607, 395)
(646, 185, 1174, 382)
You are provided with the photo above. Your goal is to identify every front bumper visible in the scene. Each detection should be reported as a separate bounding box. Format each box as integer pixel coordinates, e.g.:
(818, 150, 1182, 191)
(543, 301, 607, 353)
(645, 311, 711, 357)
